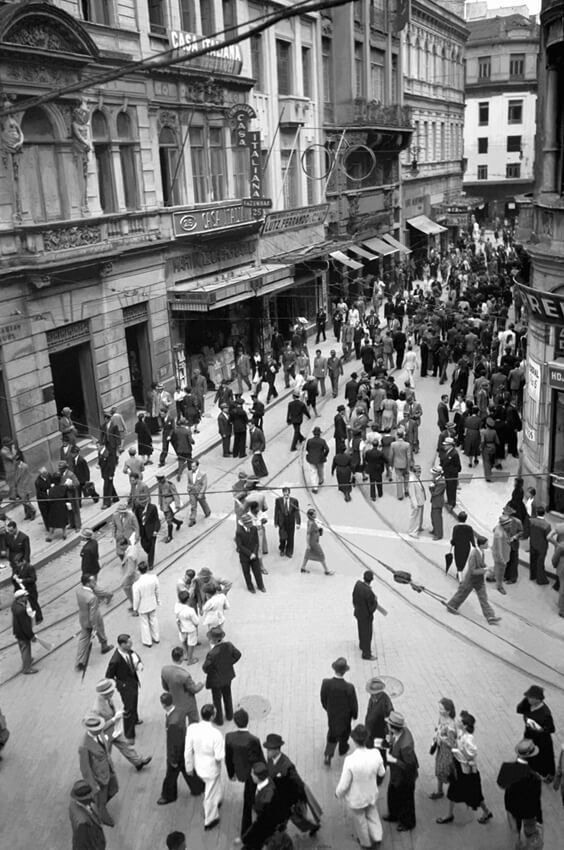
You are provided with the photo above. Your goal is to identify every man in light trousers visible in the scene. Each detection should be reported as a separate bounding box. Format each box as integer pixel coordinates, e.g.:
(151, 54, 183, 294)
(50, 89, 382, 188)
(132, 562, 160, 646)
(407, 465, 426, 538)
(336, 723, 386, 848)
(390, 431, 411, 501)
(185, 704, 225, 831)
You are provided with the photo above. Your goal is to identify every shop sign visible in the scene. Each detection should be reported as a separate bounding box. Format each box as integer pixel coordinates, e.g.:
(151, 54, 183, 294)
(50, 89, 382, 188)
(169, 30, 242, 76)
(0, 321, 23, 344)
(548, 361, 564, 390)
(526, 356, 542, 403)
(516, 282, 564, 325)
(554, 326, 564, 358)
(242, 198, 272, 209)
(46, 320, 90, 352)
(171, 240, 256, 275)
(173, 202, 254, 237)
(263, 204, 329, 234)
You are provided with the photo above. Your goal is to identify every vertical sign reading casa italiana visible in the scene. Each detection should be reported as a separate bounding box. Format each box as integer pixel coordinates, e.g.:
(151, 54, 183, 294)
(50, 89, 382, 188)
(227, 104, 263, 205)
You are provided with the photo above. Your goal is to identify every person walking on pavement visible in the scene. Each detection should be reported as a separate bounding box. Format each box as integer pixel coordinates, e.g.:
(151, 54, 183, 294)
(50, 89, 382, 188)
(11, 589, 39, 674)
(230, 398, 249, 458)
(315, 307, 327, 343)
(135, 412, 154, 465)
(192, 369, 207, 415)
(132, 563, 160, 647)
(91, 678, 151, 772)
(300, 508, 333, 575)
(68, 779, 107, 850)
(110, 502, 139, 562)
(496, 739, 543, 850)
(186, 459, 211, 526)
(158, 410, 175, 467)
(80, 528, 100, 577)
(171, 418, 194, 480)
(263, 356, 279, 403)
(287, 391, 311, 451)
(75, 574, 113, 672)
(390, 431, 411, 501)
(305, 427, 329, 493)
(429, 467, 446, 540)
(235, 350, 253, 394)
(175, 589, 200, 665)
(6, 520, 30, 570)
(334, 405, 348, 454)
(161, 646, 204, 725)
(202, 626, 242, 726)
(263, 733, 322, 836)
(313, 349, 328, 396)
(492, 514, 513, 594)
(184, 703, 225, 831)
(363, 438, 385, 501)
(78, 714, 118, 827)
(274, 486, 301, 558)
(156, 474, 183, 543)
(134, 495, 160, 569)
(327, 350, 344, 398)
(450, 511, 475, 577)
(383, 711, 419, 833)
(352, 571, 378, 660)
(332, 448, 354, 502)
(320, 657, 358, 766)
(98, 444, 119, 509)
(516, 684, 556, 782)
(0, 436, 18, 499)
(235, 512, 266, 594)
(105, 634, 143, 743)
(34, 467, 52, 530)
(446, 535, 501, 624)
(437, 395, 450, 431)
(121, 540, 139, 610)
(157, 692, 205, 806)
(225, 707, 265, 838)
(12, 559, 42, 624)
(217, 404, 232, 456)
(440, 438, 462, 512)
(503, 506, 523, 584)
(529, 506, 551, 585)
(407, 464, 426, 538)
(335, 723, 386, 849)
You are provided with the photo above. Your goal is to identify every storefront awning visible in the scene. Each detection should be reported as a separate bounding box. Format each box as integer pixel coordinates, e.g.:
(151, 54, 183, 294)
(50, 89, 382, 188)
(406, 215, 447, 235)
(169, 263, 292, 311)
(329, 250, 363, 271)
(348, 245, 379, 262)
(361, 237, 397, 256)
(381, 233, 411, 254)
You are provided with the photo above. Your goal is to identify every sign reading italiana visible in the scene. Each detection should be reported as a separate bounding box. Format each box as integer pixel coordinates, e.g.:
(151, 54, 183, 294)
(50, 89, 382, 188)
(170, 30, 243, 75)
(173, 202, 256, 237)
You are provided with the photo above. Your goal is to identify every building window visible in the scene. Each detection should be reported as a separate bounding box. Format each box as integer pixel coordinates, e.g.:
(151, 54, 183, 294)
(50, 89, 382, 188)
(354, 41, 364, 97)
(507, 135, 521, 153)
(276, 40, 292, 95)
(477, 137, 488, 154)
(117, 112, 139, 210)
(222, 0, 237, 30)
(189, 127, 207, 203)
(478, 102, 489, 125)
(159, 127, 183, 206)
(304, 148, 316, 205)
(147, 0, 166, 35)
(508, 99, 523, 124)
(391, 54, 398, 102)
(506, 162, 521, 178)
(80, 0, 112, 25)
(231, 147, 250, 198)
(92, 110, 116, 213)
(20, 107, 65, 222)
(321, 37, 333, 104)
(477, 164, 488, 180)
(180, 0, 196, 31)
(209, 127, 226, 201)
(440, 122, 445, 160)
(190, 125, 228, 203)
(281, 131, 299, 208)
(478, 56, 491, 79)
(250, 34, 264, 90)
(509, 53, 525, 79)
(301, 46, 312, 99)
(200, 0, 215, 36)
(370, 47, 385, 102)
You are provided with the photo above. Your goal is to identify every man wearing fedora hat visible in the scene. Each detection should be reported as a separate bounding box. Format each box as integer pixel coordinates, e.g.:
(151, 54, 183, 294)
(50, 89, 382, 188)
(75, 574, 113, 672)
(517, 685, 556, 781)
(110, 502, 139, 562)
(263, 734, 321, 836)
(68, 779, 106, 850)
(352, 571, 378, 660)
(365, 678, 394, 750)
(440, 438, 461, 512)
(286, 390, 310, 451)
(497, 739, 543, 849)
(429, 467, 446, 540)
(320, 658, 358, 766)
(335, 723, 386, 849)
(492, 514, 515, 594)
(446, 535, 501, 625)
(92, 678, 151, 772)
(383, 711, 419, 832)
(202, 627, 241, 726)
(235, 512, 266, 594)
(80, 528, 100, 577)
(78, 714, 119, 827)
(11, 588, 38, 674)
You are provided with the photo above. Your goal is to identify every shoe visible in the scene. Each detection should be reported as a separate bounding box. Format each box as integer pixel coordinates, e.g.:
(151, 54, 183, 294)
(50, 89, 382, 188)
(397, 825, 411, 832)
(157, 797, 174, 805)
(258, 587, 267, 593)
(477, 811, 493, 824)
(135, 720, 144, 725)
(429, 792, 444, 800)
(136, 756, 152, 771)
(101, 644, 113, 654)
(446, 606, 459, 615)
(312, 488, 318, 493)
(382, 815, 396, 822)
(485, 576, 495, 582)
(432, 536, 442, 541)
(204, 818, 220, 831)
(165, 536, 173, 543)
(188, 520, 196, 527)
(497, 587, 507, 595)
(175, 520, 184, 529)
(323, 756, 331, 766)
(309, 825, 321, 836)
(23, 668, 39, 674)
(76, 663, 85, 672)
(488, 617, 501, 624)
(436, 816, 454, 824)
(362, 654, 376, 660)
(248, 588, 256, 594)
(324, 570, 335, 576)
(537, 580, 549, 586)
(300, 569, 310, 574)
(261, 567, 268, 574)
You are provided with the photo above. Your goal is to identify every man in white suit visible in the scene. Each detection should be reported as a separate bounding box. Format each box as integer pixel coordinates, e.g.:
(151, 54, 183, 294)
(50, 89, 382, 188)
(336, 723, 386, 847)
(132, 562, 160, 646)
(184, 703, 225, 831)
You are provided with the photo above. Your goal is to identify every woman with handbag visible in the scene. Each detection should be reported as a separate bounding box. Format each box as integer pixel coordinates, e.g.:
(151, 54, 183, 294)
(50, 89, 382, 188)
(429, 698, 457, 800)
(436, 710, 494, 825)
(300, 509, 334, 575)
(449, 511, 475, 577)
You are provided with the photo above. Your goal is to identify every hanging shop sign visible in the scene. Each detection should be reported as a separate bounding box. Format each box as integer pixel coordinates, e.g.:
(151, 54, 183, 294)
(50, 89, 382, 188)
(548, 361, 564, 390)
(242, 198, 272, 209)
(173, 202, 255, 237)
(526, 355, 542, 403)
(262, 204, 329, 234)
(170, 30, 243, 75)
(516, 282, 564, 325)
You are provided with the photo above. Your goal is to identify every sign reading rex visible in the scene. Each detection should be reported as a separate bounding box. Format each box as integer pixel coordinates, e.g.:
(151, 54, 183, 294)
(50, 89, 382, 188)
(517, 282, 564, 325)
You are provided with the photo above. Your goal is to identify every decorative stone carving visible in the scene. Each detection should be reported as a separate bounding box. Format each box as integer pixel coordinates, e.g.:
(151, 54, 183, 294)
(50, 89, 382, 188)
(100, 262, 114, 278)
(41, 225, 102, 252)
(29, 274, 52, 289)
(5, 21, 84, 54)
(0, 102, 24, 155)
(158, 110, 179, 129)
(7, 63, 78, 86)
(182, 78, 224, 105)
(321, 17, 333, 36)
(72, 99, 91, 151)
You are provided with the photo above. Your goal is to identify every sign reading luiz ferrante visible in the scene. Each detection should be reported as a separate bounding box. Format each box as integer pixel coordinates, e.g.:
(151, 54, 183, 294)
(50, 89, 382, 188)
(517, 282, 564, 325)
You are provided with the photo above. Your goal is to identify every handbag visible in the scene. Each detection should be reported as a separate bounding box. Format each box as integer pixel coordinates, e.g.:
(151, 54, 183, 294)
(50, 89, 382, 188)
(445, 551, 454, 574)
(429, 741, 438, 756)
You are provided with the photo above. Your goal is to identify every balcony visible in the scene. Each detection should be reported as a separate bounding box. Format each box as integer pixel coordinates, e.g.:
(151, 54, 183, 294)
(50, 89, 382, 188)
(277, 95, 312, 126)
(328, 100, 413, 130)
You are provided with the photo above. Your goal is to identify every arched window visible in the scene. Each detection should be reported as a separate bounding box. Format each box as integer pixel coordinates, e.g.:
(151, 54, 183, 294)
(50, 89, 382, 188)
(117, 112, 139, 210)
(159, 127, 183, 206)
(20, 107, 64, 222)
(92, 110, 116, 213)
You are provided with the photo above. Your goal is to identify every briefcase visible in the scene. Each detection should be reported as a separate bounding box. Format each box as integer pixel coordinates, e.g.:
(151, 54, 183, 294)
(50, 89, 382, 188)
(252, 452, 268, 478)
(187, 771, 205, 796)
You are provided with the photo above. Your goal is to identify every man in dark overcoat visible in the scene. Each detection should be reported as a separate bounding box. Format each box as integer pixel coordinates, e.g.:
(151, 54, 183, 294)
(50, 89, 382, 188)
(320, 657, 358, 766)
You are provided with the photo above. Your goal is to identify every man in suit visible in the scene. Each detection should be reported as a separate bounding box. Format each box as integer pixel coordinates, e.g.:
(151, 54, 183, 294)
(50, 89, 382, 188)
(91, 678, 151, 771)
(78, 713, 118, 827)
(235, 512, 266, 594)
(186, 459, 211, 527)
(161, 646, 204, 725)
(225, 707, 265, 837)
(273, 486, 301, 558)
(384, 711, 419, 832)
(132, 562, 160, 646)
(429, 466, 446, 540)
(437, 394, 450, 431)
(235, 350, 252, 394)
(184, 704, 225, 831)
(105, 633, 143, 742)
(6, 521, 30, 570)
(76, 574, 113, 672)
(202, 626, 242, 726)
(68, 778, 107, 850)
(312, 349, 328, 396)
(217, 404, 232, 456)
(242, 762, 283, 849)
(352, 570, 378, 660)
(320, 657, 358, 766)
(134, 494, 160, 569)
(80, 528, 100, 576)
(528, 506, 551, 585)
(390, 431, 411, 501)
(230, 398, 249, 458)
(286, 391, 311, 451)
(334, 405, 348, 454)
(305, 427, 330, 493)
(11, 588, 38, 674)
(327, 350, 344, 398)
(263, 734, 320, 834)
(157, 692, 204, 805)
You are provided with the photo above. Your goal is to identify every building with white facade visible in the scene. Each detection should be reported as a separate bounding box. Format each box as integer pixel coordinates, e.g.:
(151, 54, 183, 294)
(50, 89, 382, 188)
(462, 11, 539, 223)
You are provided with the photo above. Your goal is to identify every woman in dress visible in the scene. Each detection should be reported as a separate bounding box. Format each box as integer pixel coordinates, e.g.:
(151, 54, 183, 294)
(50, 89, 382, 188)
(430, 698, 457, 800)
(436, 710, 493, 825)
(134, 412, 153, 464)
(449, 511, 475, 577)
(516, 684, 556, 781)
(381, 394, 398, 432)
(331, 449, 354, 502)
(46, 473, 68, 541)
(300, 509, 333, 575)
(463, 403, 482, 468)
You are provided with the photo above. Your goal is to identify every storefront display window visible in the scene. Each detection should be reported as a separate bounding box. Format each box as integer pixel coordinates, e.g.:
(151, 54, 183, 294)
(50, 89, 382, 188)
(550, 391, 564, 512)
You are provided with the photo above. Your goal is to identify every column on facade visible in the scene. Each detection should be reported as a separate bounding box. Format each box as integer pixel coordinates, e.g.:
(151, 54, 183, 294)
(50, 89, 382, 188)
(541, 65, 559, 192)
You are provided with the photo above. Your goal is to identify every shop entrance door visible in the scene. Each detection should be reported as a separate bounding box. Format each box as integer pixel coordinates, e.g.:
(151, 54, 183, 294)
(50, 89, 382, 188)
(550, 390, 564, 512)
(125, 322, 151, 407)
(49, 343, 99, 437)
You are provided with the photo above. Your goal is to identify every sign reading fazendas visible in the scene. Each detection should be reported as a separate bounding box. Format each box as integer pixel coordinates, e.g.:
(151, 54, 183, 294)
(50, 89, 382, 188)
(170, 30, 243, 75)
